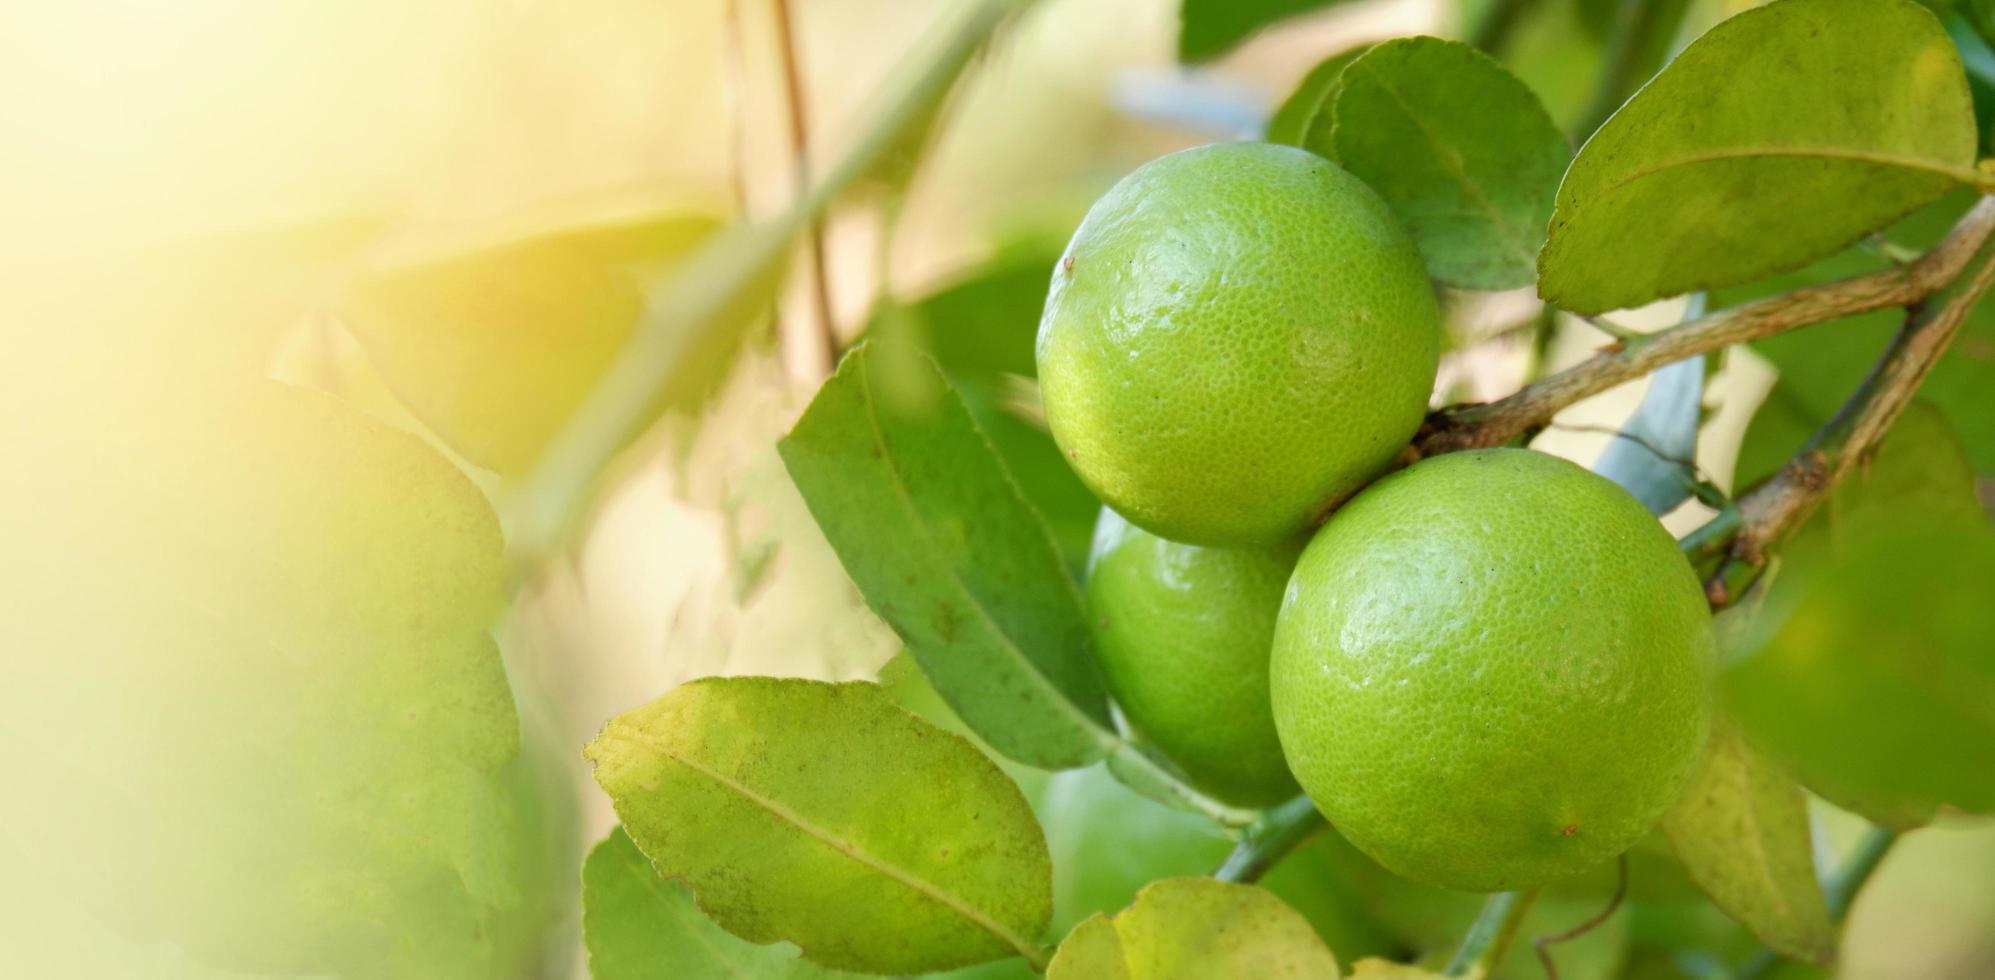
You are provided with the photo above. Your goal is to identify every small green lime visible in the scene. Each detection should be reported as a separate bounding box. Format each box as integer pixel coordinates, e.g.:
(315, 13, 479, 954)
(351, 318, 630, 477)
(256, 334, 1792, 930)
(1270, 449, 1714, 892)
(1037, 142, 1440, 547)
(1086, 508, 1300, 806)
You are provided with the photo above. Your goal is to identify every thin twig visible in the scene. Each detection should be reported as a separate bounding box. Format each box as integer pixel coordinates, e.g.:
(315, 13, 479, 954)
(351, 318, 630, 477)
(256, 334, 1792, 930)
(1212, 796, 1326, 884)
(769, 0, 839, 376)
(1416, 197, 1995, 458)
(1533, 854, 1627, 980)
(506, 0, 1023, 573)
(1701, 199, 1995, 603)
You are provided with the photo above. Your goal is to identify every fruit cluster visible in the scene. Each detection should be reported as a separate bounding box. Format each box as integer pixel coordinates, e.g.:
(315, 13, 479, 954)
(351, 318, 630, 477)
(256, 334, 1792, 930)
(1040, 142, 1716, 893)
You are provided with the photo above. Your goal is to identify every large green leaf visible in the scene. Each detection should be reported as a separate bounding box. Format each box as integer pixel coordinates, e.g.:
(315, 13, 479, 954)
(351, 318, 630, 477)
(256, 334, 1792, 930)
(582, 826, 857, 979)
(1178, 0, 1356, 62)
(340, 191, 726, 475)
(1045, 878, 1340, 979)
(1730, 403, 1981, 828)
(1, 381, 547, 978)
(1539, 0, 1978, 313)
(866, 253, 1100, 569)
(586, 677, 1053, 974)
(780, 343, 1115, 770)
(1323, 37, 1568, 289)
(1724, 518, 1995, 820)
(1662, 725, 1834, 965)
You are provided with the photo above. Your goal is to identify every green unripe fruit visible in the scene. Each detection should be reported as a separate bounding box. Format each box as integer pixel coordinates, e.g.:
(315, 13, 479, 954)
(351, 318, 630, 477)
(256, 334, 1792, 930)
(1270, 449, 1715, 892)
(1036, 142, 1441, 547)
(1085, 508, 1301, 806)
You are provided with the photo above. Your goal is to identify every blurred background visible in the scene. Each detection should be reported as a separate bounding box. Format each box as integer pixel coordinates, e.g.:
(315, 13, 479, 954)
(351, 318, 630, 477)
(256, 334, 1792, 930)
(0, 1, 1988, 977)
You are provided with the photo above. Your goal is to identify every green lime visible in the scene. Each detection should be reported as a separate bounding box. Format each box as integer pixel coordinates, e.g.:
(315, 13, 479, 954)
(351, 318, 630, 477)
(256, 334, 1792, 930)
(1036, 142, 1440, 547)
(1270, 449, 1714, 892)
(1085, 508, 1301, 806)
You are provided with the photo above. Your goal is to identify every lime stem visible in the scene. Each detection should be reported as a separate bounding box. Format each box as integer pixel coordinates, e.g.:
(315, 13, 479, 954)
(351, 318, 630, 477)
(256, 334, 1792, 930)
(1213, 795, 1326, 884)
(1447, 889, 1538, 976)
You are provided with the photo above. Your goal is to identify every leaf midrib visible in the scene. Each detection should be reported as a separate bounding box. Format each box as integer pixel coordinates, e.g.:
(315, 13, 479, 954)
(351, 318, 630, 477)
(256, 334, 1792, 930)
(1597, 146, 1980, 197)
(625, 727, 1048, 969)
(847, 352, 1115, 755)
(1348, 58, 1536, 268)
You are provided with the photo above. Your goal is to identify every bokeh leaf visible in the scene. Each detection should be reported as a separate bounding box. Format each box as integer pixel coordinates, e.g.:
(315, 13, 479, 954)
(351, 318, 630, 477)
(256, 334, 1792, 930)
(1724, 517, 1995, 820)
(1, 380, 548, 978)
(1731, 403, 1981, 828)
(1325, 37, 1568, 289)
(10, 214, 383, 395)
(340, 191, 726, 475)
(582, 826, 858, 979)
(1045, 878, 1341, 979)
(586, 677, 1053, 974)
(1662, 725, 1834, 965)
(1540, 0, 1978, 314)
(1178, 0, 1357, 62)
(780, 343, 1115, 769)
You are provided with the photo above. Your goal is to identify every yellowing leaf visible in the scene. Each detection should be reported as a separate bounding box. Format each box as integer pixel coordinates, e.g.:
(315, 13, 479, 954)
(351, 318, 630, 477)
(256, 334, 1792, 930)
(587, 677, 1054, 975)
(1045, 878, 1340, 979)
(1663, 725, 1835, 965)
(1540, 0, 1977, 313)
(1350, 957, 1461, 978)
(340, 189, 726, 474)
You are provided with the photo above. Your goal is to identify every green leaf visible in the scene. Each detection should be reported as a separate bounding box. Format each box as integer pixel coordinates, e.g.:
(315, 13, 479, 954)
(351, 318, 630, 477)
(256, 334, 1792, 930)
(1724, 517, 1995, 821)
(586, 677, 1053, 974)
(2, 381, 546, 978)
(1730, 403, 1981, 828)
(1661, 725, 1834, 965)
(780, 343, 1115, 770)
(1045, 878, 1341, 978)
(864, 253, 1100, 569)
(1265, 48, 1363, 149)
(1539, 0, 1978, 314)
(340, 190, 727, 475)
(583, 826, 858, 979)
(1178, 0, 1356, 62)
(1324, 37, 1568, 289)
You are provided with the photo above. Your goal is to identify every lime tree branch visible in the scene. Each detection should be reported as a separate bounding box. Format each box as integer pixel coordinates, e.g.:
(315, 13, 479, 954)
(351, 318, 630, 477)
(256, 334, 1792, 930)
(505, 0, 1028, 573)
(1417, 197, 1995, 458)
(1698, 200, 1995, 603)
